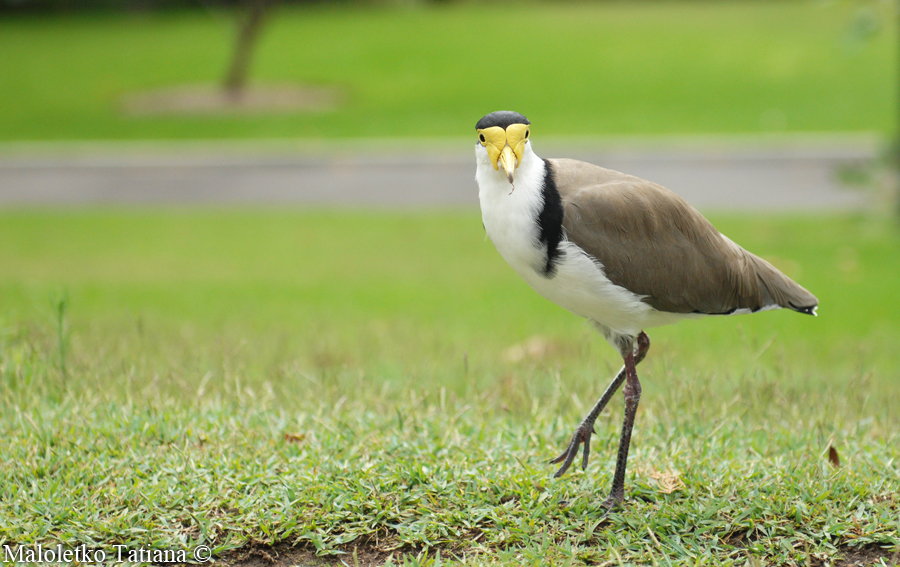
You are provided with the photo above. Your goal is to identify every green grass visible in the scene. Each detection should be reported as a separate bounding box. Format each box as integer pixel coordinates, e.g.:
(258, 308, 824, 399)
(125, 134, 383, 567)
(0, 209, 898, 565)
(0, 0, 895, 141)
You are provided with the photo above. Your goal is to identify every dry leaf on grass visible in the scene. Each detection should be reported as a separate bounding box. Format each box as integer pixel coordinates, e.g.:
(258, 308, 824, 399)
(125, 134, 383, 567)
(828, 445, 840, 467)
(636, 466, 686, 494)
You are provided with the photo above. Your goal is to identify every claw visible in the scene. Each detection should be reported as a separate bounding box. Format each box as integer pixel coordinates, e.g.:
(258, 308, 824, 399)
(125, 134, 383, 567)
(581, 438, 591, 471)
(550, 423, 593, 478)
(598, 506, 614, 523)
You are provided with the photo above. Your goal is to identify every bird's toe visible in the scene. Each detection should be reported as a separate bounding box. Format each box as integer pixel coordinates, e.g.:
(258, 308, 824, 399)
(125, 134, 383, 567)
(550, 422, 594, 477)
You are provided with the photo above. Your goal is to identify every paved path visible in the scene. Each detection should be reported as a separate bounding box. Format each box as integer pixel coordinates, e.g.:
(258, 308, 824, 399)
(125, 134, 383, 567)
(0, 138, 876, 211)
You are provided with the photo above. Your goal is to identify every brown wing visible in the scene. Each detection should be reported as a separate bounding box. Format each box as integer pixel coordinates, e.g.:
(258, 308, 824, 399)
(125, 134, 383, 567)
(549, 158, 818, 315)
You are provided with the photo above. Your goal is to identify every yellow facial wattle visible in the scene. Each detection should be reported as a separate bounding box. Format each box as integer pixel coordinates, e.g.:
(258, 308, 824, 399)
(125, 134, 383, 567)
(504, 123, 529, 167)
(477, 124, 530, 183)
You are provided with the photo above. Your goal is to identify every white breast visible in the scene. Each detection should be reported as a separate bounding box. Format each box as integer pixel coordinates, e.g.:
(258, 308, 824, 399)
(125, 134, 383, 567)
(476, 143, 690, 339)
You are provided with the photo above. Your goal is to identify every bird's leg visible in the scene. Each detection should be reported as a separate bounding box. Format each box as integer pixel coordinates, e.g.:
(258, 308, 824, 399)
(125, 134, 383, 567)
(600, 335, 646, 514)
(550, 367, 625, 477)
(550, 331, 650, 478)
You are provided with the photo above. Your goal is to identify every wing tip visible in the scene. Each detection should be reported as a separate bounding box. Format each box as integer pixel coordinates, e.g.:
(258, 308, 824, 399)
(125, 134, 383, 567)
(790, 302, 818, 316)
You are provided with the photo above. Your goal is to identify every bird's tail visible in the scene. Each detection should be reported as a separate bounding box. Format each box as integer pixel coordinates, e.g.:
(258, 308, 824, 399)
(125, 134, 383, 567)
(750, 254, 819, 316)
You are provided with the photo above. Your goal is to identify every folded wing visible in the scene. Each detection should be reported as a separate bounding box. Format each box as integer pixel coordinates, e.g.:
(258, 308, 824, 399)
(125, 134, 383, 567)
(550, 158, 818, 316)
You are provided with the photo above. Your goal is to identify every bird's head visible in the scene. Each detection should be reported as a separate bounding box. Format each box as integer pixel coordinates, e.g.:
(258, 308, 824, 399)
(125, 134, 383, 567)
(475, 111, 531, 185)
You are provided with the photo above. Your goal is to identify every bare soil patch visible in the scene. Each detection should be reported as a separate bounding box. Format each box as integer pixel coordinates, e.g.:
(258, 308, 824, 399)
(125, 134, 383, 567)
(810, 545, 900, 567)
(209, 541, 898, 567)
(120, 84, 342, 116)
(213, 542, 421, 567)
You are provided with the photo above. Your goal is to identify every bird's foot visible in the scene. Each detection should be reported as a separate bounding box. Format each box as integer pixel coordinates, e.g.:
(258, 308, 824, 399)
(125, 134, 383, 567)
(549, 421, 595, 477)
(594, 491, 624, 522)
(601, 491, 623, 512)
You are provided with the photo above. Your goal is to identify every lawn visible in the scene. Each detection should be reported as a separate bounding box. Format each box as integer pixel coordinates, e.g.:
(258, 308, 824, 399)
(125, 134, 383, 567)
(0, 209, 898, 565)
(0, 0, 895, 141)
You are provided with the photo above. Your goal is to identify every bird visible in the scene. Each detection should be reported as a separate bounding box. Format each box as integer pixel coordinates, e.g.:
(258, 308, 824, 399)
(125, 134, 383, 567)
(473, 110, 817, 516)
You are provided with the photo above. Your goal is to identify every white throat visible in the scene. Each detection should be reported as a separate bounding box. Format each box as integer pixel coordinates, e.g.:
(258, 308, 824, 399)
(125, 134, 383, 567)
(475, 141, 548, 274)
(474, 141, 543, 197)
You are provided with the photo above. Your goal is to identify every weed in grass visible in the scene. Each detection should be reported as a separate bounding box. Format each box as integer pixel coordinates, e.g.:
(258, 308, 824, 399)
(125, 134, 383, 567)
(53, 289, 69, 385)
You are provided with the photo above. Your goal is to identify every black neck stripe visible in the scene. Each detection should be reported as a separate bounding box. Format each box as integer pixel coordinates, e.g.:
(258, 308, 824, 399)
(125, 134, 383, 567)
(537, 160, 565, 278)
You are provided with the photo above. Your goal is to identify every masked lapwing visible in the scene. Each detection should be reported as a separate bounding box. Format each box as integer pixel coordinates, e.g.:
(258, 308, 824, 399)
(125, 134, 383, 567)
(474, 110, 817, 516)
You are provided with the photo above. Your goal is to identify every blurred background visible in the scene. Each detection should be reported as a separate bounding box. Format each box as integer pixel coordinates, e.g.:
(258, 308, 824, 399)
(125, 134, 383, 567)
(0, 0, 898, 405)
(0, 0, 895, 208)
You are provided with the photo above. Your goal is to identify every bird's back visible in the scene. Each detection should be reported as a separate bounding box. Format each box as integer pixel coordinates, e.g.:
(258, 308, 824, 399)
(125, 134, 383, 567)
(550, 158, 818, 316)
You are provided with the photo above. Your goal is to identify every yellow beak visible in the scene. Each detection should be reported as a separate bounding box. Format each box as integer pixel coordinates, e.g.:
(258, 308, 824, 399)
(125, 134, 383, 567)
(498, 145, 517, 184)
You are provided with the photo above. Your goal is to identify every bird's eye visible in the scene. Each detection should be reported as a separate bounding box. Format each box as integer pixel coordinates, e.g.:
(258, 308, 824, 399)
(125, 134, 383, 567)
(525, 129, 529, 139)
(479, 134, 485, 143)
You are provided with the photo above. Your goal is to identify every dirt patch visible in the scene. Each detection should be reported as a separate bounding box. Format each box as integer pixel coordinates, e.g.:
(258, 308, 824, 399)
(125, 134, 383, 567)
(120, 84, 342, 116)
(209, 541, 898, 567)
(811, 544, 899, 567)
(213, 542, 429, 567)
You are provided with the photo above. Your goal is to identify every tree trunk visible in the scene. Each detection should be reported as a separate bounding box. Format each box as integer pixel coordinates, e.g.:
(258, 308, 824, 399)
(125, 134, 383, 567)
(224, 0, 270, 95)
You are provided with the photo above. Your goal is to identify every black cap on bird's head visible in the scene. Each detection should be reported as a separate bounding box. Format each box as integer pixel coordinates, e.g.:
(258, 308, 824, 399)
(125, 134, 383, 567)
(476, 111, 531, 184)
(476, 111, 530, 131)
